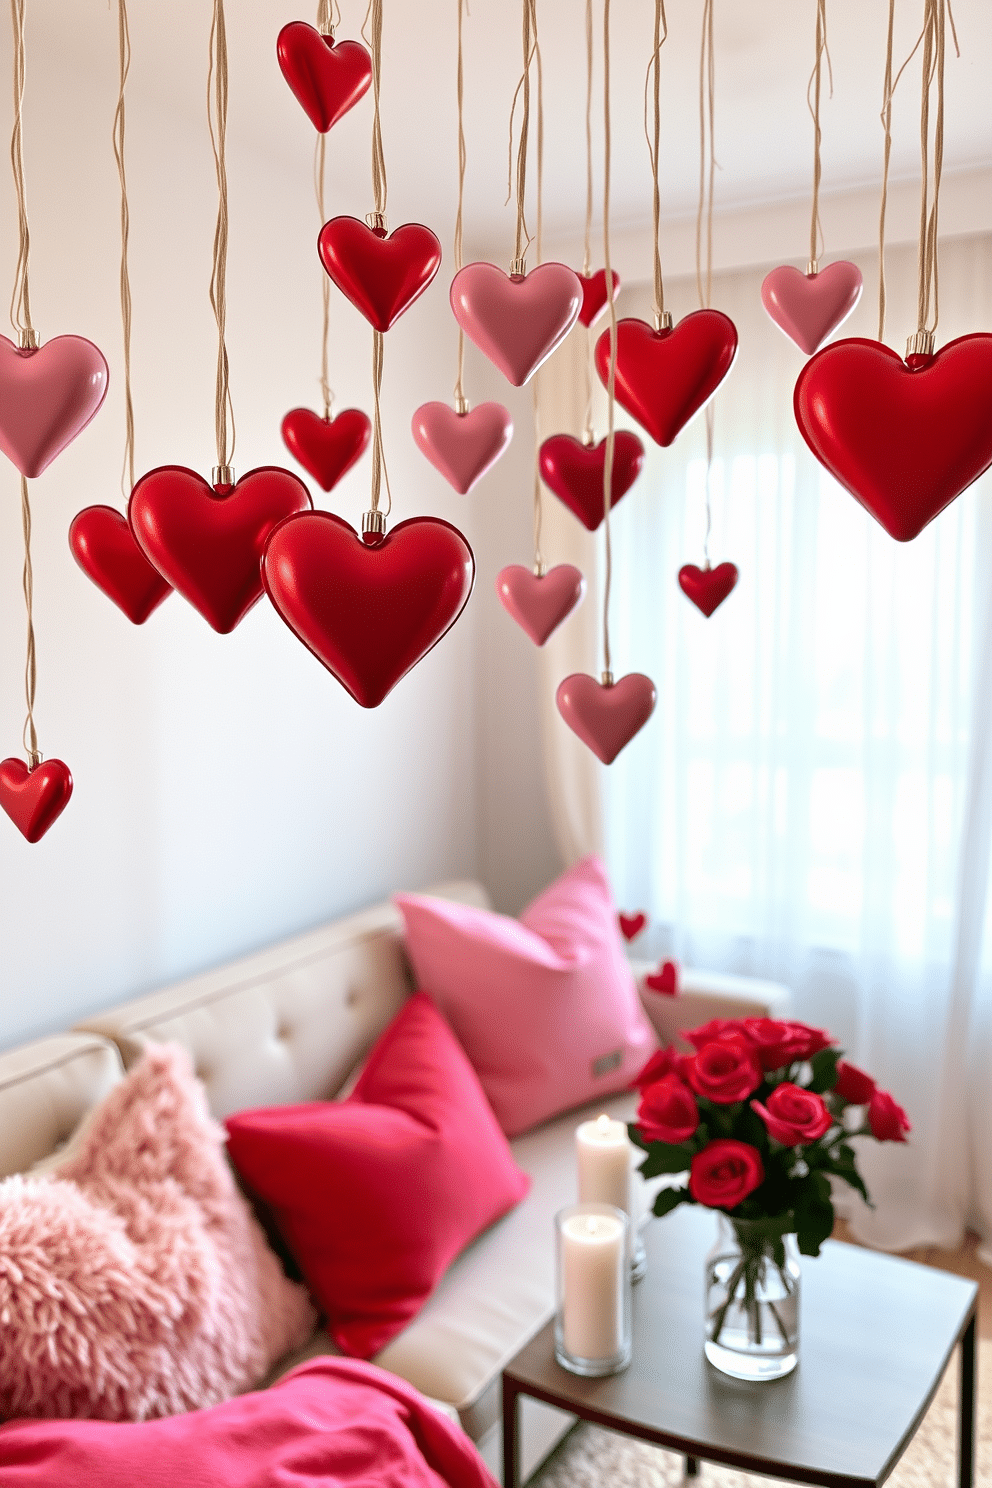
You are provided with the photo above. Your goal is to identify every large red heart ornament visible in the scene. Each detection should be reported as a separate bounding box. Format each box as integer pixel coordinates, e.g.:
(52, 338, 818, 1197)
(69, 506, 173, 625)
(281, 406, 371, 491)
(761, 260, 863, 356)
(555, 672, 656, 764)
(276, 23, 372, 132)
(577, 268, 621, 329)
(539, 431, 645, 531)
(0, 757, 73, 843)
(262, 511, 475, 707)
(495, 563, 585, 646)
(678, 562, 739, 617)
(129, 466, 312, 633)
(449, 262, 582, 386)
(411, 400, 513, 494)
(318, 218, 442, 333)
(794, 334, 992, 542)
(0, 335, 109, 478)
(618, 910, 647, 942)
(594, 311, 737, 447)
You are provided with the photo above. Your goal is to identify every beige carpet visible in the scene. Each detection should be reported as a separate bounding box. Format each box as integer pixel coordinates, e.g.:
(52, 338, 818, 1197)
(529, 1339, 990, 1488)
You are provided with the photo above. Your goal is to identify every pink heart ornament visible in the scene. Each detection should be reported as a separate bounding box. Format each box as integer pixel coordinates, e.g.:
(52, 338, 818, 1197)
(412, 401, 513, 494)
(556, 672, 656, 764)
(449, 262, 582, 386)
(761, 260, 863, 356)
(495, 564, 585, 646)
(0, 335, 109, 478)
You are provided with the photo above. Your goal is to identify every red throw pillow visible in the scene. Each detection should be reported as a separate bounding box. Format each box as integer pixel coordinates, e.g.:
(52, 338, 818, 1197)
(224, 993, 530, 1359)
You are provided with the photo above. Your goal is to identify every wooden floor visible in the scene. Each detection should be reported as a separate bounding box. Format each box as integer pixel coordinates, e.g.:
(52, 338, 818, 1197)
(833, 1220, 992, 1340)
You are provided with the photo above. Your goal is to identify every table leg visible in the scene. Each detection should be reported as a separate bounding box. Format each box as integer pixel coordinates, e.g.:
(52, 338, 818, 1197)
(502, 1379, 520, 1488)
(958, 1313, 976, 1488)
(685, 1457, 699, 1478)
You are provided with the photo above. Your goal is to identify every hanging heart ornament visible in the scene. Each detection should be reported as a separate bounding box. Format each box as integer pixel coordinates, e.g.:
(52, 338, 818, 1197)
(761, 261, 863, 356)
(69, 507, 173, 625)
(412, 401, 513, 495)
(495, 564, 585, 647)
(449, 262, 582, 386)
(0, 335, 109, 479)
(539, 432, 644, 531)
(594, 311, 737, 447)
(0, 757, 73, 843)
(129, 466, 312, 633)
(281, 407, 371, 492)
(555, 672, 657, 765)
(276, 22, 372, 133)
(794, 334, 992, 542)
(577, 268, 621, 329)
(262, 511, 475, 708)
(678, 562, 739, 617)
(618, 911, 647, 941)
(318, 217, 442, 332)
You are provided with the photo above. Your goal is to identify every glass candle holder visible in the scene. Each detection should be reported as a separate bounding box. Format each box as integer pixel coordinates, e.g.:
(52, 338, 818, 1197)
(554, 1203, 632, 1377)
(575, 1113, 647, 1281)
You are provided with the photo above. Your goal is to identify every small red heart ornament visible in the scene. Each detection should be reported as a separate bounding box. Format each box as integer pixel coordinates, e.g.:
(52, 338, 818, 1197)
(411, 401, 513, 494)
(645, 959, 679, 996)
(69, 506, 173, 625)
(281, 407, 371, 491)
(761, 260, 863, 355)
(594, 311, 737, 447)
(449, 262, 582, 386)
(678, 562, 739, 617)
(262, 511, 475, 707)
(276, 23, 372, 132)
(318, 218, 442, 333)
(495, 563, 585, 646)
(577, 268, 621, 328)
(555, 672, 657, 764)
(0, 335, 109, 478)
(0, 757, 73, 843)
(539, 431, 645, 530)
(129, 466, 312, 633)
(618, 911, 647, 942)
(794, 334, 992, 542)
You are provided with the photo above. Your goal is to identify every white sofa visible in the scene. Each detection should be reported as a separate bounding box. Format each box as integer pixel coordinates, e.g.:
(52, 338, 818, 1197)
(0, 879, 791, 1482)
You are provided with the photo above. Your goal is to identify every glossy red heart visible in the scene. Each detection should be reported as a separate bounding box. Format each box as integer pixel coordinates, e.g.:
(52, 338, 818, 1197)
(594, 311, 738, 447)
(281, 407, 371, 491)
(0, 757, 73, 843)
(411, 400, 512, 494)
(129, 466, 312, 633)
(276, 23, 372, 132)
(495, 563, 586, 646)
(318, 218, 442, 333)
(0, 335, 109, 478)
(761, 260, 863, 356)
(577, 268, 621, 329)
(449, 262, 583, 386)
(555, 672, 656, 765)
(618, 911, 647, 942)
(645, 959, 679, 996)
(539, 431, 645, 531)
(262, 511, 475, 707)
(678, 562, 739, 617)
(69, 506, 173, 625)
(794, 334, 992, 542)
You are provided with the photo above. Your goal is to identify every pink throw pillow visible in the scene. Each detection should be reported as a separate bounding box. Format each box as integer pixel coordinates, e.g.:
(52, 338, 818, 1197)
(0, 1045, 315, 1422)
(395, 855, 656, 1136)
(224, 992, 530, 1359)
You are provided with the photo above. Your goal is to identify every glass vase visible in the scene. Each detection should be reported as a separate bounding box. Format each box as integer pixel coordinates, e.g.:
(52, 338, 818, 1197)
(704, 1213, 800, 1381)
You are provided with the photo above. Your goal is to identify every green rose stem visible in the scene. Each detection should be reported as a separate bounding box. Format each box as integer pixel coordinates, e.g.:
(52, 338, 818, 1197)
(709, 1226, 797, 1348)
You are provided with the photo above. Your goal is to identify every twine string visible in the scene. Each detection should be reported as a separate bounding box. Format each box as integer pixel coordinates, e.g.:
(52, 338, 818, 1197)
(877, 0, 896, 341)
(917, 0, 955, 335)
(367, 0, 387, 216)
(695, 0, 715, 311)
(314, 133, 333, 418)
(506, 0, 534, 263)
(453, 0, 466, 403)
(114, 0, 135, 492)
(369, 329, 392, 518)
(20, 478, 38, 764)
(530, 0, 544, 569)
(601, 0, 617, 678)
(316, 0, 339, 33)
(207, 0, 236, 469)
(364, 0, 391, 519)
(8, 0, 32, 339)
(806, 0, 833, 270)
(642, 0, 668, 324)
(582, 0, 593, 277)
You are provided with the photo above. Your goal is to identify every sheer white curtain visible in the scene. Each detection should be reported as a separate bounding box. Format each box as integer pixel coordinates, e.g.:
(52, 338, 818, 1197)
(537, 234, 992, 1256)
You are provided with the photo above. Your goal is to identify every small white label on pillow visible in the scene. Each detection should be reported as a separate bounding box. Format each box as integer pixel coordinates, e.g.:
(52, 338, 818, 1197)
(592, 1048, 624, 1079)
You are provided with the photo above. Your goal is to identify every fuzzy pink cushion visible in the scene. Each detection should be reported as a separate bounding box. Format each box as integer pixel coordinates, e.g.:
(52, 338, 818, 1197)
(0, 1044, 315, 1422)
(395, 855, 657, 1136)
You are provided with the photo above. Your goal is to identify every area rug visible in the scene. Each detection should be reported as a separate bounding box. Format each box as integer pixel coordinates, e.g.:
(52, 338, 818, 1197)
(529, 1339, 990, 1488)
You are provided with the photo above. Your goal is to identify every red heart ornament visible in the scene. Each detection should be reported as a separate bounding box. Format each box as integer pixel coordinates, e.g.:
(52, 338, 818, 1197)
(0, 757, 73, 843)
(411, 400, 513, 494)
(555, 672, 657, 765)
(69, 506, 173, 625)
(761, 260, 863, 356)
(645, 959, 679, 996)
(678, 562, 739, 617)
(577, 268, 621, 329)
(318, 218, 442, 333)
(794, 334, 992, 542)
(539, 431, 645, 531)
(276, 23, 372, 132)
(618, 911, 647, 942)
(449, 262, 583, 386)
(281, 407, 371, 491)
(262, 511, 475, 707)
(495, 563, 586, 646)
(0, 335, 109, 478)
(129, 466, 312, 633)
(594, 311, 738, 447)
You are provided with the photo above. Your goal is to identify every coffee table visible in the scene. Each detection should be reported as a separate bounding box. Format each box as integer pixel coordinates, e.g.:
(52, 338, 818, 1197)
(502, 1205, 977, 1488)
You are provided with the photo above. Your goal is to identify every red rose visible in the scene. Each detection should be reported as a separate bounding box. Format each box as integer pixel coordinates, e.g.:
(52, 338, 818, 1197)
(686, 1036, 762, 1104)
(751, 1082, 833, 1146)
(632, 1045, 686, 1090)
(868, 1090, 911, 1142)
(740, 1018, 833, 1070)
(834, 1061, 876, 1105)
(689, 1139, 764, 1208)
(684, 1018, 747, 1051)
(637, 1074, 699, 1145)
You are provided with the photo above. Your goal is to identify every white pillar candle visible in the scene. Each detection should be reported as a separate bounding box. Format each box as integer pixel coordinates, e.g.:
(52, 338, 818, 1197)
(560, 1209, 626, 1360)
(576, 1113, 631, 1214)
